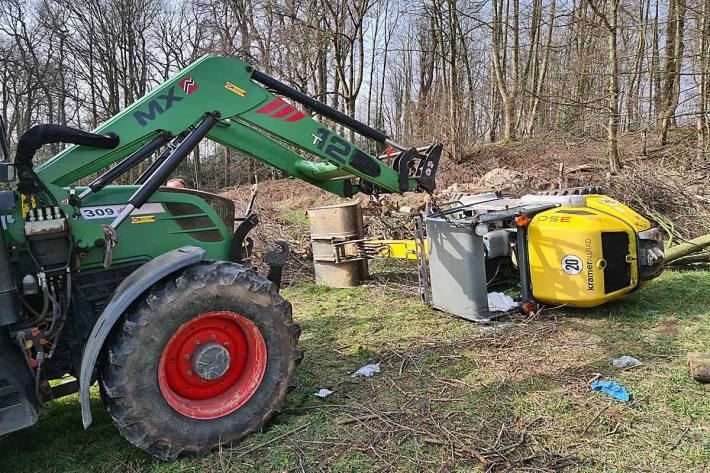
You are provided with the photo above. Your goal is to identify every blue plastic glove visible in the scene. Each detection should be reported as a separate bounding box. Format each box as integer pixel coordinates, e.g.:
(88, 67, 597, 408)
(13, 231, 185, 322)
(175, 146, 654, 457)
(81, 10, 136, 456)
(590, 380, 630, 402)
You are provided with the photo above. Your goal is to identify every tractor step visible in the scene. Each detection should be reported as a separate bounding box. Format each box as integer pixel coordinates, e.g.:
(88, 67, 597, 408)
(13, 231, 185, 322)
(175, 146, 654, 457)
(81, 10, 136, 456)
(0, 332, 38, 436)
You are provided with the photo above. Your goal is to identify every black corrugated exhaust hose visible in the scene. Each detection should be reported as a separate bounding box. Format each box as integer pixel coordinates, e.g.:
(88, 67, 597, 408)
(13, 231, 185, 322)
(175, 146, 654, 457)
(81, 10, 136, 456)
(15, 124, 119, 195)
(15, 124, 119, 168)
(251, 70, 390, 144)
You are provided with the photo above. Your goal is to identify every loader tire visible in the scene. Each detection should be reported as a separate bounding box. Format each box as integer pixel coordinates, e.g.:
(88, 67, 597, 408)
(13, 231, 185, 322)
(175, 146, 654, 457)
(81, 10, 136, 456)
(98, 261, 302, 460)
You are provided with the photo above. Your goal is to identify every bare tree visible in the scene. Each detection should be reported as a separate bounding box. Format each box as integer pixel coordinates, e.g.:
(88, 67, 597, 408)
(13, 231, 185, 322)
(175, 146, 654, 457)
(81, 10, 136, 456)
(585, 0, 622, 173)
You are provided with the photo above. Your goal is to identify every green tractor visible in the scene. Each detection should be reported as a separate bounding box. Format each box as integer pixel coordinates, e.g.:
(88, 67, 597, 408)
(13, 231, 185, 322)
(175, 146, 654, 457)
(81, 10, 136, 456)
(0, 55, 441, 459)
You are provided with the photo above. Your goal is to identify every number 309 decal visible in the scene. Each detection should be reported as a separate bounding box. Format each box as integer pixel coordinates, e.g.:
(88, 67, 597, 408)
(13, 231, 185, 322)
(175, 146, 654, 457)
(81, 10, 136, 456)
(80, 203, 165, 220)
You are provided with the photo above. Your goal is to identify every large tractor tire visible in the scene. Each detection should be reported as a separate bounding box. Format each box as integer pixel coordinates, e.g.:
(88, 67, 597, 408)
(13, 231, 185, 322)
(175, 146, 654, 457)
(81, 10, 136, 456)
(98, 261, 302, 460)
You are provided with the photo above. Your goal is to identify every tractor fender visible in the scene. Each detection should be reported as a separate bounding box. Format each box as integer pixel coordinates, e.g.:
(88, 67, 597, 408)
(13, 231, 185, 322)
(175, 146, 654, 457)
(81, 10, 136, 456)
(79, 246, 206, 428)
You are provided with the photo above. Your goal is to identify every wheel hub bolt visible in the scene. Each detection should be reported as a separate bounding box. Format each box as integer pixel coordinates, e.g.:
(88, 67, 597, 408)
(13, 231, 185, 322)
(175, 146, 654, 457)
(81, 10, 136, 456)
(210, 334, 217, 341)
(184, 354, 190, 360)
(194, 339, 200, 345)
(186, 369, 193, 376)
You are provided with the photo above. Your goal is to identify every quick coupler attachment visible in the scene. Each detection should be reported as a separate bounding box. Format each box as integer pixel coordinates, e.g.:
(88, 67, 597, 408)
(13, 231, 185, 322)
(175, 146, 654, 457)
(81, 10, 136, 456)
(416, 143, 442, 193)
(388, 143, 442, 193)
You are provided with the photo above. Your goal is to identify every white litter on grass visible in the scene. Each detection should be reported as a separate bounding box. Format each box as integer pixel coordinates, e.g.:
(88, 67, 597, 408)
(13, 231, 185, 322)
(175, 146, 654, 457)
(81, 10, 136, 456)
(351, 363, 381, 378)
(610, 355, 642, 369)
(315, 388, 333, 398)
(488, 292, 517, 312)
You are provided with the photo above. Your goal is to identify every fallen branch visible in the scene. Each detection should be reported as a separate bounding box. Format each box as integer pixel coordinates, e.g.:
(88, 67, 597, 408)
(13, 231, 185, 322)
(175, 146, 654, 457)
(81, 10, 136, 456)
(666, 252, 710, 267)
(667, 427, 689, 452)
(336, 411, 395, 425)
(665, 234, 710, 263)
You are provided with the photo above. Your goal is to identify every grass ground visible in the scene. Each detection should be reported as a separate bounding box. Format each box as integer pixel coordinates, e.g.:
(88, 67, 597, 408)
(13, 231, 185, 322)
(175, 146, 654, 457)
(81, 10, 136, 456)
(0, 268, 707, 472)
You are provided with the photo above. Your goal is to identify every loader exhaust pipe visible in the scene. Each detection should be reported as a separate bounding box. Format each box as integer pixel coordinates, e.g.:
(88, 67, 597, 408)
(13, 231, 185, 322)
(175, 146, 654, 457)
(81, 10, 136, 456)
(251, 70, 401, 148)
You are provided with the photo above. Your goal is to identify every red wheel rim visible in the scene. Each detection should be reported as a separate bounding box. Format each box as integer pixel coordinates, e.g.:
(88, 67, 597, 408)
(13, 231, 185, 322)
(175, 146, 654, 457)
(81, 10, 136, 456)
(158, 311, 267, 419)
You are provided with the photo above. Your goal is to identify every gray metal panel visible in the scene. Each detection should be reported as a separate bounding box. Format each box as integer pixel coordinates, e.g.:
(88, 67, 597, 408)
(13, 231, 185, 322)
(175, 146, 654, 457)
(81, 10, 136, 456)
(519, 194, 586, 207)
(483, 229, 511, 259)
(426, 217, 490, 321)
(0, 330, 38, 435)
(79, 246, 206, 428)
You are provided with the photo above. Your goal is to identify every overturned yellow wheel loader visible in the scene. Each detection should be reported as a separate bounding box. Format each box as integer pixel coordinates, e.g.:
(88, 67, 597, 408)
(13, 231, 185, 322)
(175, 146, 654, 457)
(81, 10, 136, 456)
(525, 193, 663, 307)
(360, 188, 664, 319)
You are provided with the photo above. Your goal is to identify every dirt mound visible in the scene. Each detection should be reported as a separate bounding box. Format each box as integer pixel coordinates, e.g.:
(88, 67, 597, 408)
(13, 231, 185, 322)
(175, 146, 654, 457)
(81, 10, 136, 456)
(436, 136, 609, 193)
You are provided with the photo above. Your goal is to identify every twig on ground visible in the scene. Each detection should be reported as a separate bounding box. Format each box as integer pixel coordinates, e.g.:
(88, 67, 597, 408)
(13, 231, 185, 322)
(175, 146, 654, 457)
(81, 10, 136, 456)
(234, 423, 311, 458)
(667, 427, 689, 452)
(582, 401, 611, 436)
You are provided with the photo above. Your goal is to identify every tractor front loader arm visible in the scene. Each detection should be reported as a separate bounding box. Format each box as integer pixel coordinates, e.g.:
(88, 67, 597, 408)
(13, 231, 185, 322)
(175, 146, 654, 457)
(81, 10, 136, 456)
(36, 54, 441, 198)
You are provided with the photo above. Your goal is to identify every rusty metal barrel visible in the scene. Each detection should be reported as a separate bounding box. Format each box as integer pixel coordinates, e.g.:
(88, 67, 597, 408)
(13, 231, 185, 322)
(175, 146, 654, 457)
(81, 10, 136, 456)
(307, 201, 367, 287)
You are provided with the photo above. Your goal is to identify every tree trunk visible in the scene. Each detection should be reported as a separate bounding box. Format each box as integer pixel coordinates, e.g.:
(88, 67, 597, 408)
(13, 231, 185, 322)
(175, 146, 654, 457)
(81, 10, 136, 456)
(659, 0, 686, 145)
(526, 0, 555, 136)
(585, 0, 621, 172)
(490, 0, 519, 142)
(607, 0, 621, 173)
(665, 234, 710, 262)
(696, 0, 709, 161)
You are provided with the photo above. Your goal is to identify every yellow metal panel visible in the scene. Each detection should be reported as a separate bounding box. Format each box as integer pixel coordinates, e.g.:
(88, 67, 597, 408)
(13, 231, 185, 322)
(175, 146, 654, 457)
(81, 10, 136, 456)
(365, 239, 428, 260)
(584, 195, 651, 232)
(527, 199, 640, 307)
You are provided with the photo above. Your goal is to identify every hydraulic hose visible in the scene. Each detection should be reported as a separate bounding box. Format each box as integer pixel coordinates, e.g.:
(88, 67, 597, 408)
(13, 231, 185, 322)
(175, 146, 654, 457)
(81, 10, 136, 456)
(80, 132, 171, 199)
(251, 70, 390, 144)
(107, 113, 218, 231)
